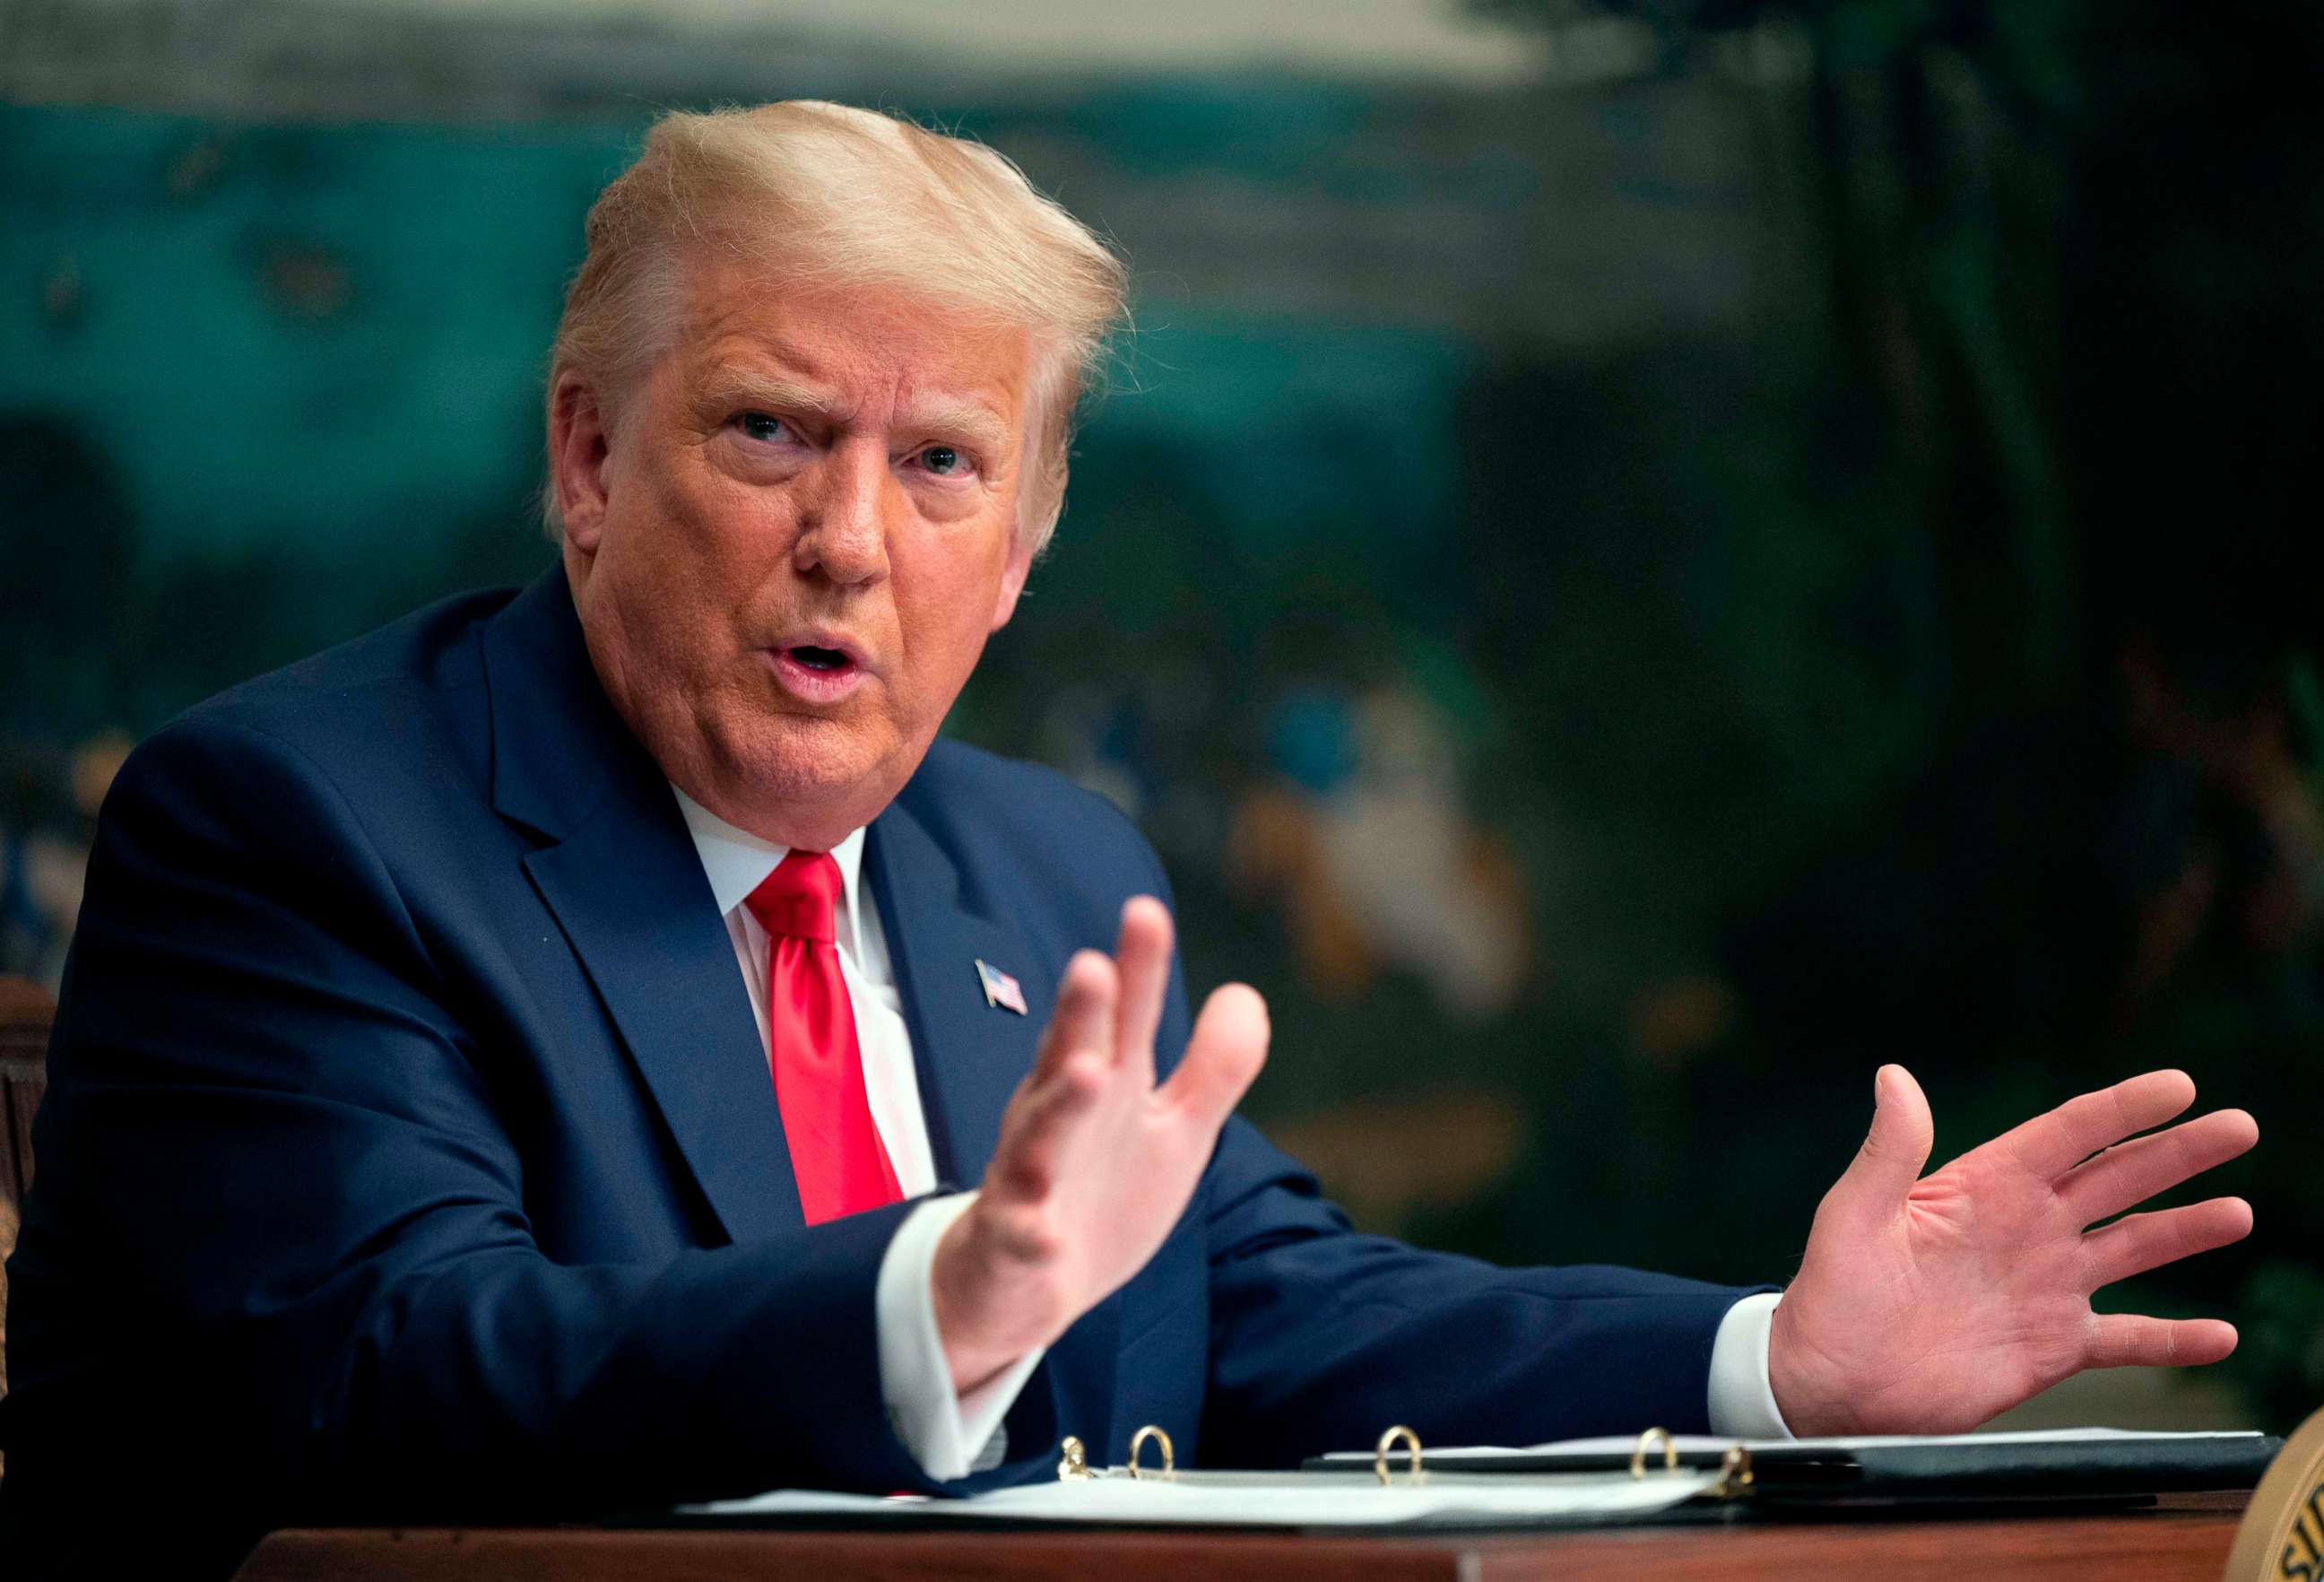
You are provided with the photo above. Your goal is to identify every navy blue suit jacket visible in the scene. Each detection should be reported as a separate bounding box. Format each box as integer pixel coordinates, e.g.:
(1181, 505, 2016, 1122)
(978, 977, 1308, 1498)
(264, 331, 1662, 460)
(0, 570, 1756, 1573)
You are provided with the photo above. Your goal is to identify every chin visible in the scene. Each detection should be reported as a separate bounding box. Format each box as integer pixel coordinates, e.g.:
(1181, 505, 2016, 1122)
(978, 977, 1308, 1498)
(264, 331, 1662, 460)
(713, 717, 906, 831)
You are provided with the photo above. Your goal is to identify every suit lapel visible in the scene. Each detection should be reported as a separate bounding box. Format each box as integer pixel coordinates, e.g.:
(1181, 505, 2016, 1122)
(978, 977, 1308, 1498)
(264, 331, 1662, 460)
(483, 571, 802, 1246)
(866, 791, 1123, 1446)
(862, 796, 1042, 1191)
(523, 814, 803, 1245)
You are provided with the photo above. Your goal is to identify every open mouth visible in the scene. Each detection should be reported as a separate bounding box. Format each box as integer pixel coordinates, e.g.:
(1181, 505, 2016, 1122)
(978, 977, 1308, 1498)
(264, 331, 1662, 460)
(768, 641, 869, 702)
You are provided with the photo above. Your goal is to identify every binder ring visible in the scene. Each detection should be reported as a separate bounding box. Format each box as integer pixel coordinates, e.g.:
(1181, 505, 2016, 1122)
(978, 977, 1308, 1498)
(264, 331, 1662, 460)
(1629, 1427, 1678, 1479)
(1374, 1424, 1426, 1486)
(1713, 1444, 1755, 1499)
(1057, 1435, 1092, 1482)
(1128, 1424, 1176, 1482)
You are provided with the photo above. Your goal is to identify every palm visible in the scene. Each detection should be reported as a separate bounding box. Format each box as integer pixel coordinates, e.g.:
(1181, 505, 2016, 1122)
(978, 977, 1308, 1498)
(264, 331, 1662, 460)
(1771, 1067, 2257, 1437)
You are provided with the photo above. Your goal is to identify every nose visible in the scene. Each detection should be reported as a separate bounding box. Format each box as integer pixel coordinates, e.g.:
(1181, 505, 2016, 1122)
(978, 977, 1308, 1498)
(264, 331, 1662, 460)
(793, 439, 891, 586)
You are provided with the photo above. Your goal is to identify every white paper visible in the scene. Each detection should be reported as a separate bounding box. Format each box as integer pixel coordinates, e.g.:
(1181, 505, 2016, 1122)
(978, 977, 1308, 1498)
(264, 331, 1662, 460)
(682, 1468, 1721, 1528)
(677, 1427, 2271, 1529)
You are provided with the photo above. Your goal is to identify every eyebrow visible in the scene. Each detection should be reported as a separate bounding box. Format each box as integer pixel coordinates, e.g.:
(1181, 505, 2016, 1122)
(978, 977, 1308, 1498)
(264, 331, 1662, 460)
(695, 369, 1014, 460)
(903, 398, 1014, 462)
(694, 370, 845, 424)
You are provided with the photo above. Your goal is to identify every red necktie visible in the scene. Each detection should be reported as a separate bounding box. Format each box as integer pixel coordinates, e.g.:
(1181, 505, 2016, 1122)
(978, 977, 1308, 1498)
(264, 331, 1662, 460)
(745, 851, 901, 1225)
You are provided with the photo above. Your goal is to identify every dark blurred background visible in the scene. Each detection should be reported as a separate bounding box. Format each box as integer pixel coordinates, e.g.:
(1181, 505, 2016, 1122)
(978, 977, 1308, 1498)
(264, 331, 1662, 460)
(2, 0, 2316, 1432)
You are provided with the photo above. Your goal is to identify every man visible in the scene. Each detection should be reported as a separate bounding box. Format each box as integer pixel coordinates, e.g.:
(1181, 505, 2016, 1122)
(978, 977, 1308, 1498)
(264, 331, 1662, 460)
(0, 101, 2258, 1575)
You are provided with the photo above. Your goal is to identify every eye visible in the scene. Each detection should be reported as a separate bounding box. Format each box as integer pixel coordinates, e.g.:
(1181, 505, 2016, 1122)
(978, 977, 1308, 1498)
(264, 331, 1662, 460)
(917, 444, 972, 478)
(734, 412, 794, 444)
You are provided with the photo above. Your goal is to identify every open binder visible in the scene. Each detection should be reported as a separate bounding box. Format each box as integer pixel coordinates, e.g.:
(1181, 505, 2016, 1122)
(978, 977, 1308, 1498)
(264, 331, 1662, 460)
(672, 1423, 2280, 1532)
(1310, 1425, 2283, 1507)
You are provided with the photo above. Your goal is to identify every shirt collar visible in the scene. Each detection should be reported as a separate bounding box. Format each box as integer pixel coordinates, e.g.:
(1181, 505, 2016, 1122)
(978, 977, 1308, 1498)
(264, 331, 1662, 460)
(670, 785, 868, 952)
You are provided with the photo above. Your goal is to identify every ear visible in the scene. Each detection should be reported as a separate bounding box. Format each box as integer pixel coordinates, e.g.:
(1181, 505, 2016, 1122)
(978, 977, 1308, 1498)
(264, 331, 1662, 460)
(548, 372, 613, 552)
(989, 529, 1036, 631)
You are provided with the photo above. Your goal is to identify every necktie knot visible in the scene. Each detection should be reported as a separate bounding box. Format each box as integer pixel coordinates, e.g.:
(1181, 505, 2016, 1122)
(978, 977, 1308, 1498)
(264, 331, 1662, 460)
(745, 850, 841, 944)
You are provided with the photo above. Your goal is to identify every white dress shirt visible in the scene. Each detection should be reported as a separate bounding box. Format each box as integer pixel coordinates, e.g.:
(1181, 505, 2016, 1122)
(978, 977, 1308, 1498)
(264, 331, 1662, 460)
(673, 787, 1789, 1481)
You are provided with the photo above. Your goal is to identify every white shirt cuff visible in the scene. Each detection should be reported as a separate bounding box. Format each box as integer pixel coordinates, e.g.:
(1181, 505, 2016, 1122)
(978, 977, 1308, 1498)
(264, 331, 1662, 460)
(875, 1191, 1047, 1482)
(1705, 1291, 1792, 1439)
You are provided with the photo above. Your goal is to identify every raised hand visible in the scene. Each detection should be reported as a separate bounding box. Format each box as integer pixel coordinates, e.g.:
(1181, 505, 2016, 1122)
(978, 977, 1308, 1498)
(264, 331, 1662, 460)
(1768, 1066, 2258, 1437)
(932, 896, 1269, 1394)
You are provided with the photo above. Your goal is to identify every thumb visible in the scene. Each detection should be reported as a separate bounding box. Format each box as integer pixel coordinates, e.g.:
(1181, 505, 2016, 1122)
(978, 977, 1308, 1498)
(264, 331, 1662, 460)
(1166, 983, 1270, 1128)
(1831, 1064, 1934, 1216)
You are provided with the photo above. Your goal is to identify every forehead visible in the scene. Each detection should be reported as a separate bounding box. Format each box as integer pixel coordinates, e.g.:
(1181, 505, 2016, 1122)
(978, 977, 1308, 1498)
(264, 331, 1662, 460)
(667, 251, 1031, 423)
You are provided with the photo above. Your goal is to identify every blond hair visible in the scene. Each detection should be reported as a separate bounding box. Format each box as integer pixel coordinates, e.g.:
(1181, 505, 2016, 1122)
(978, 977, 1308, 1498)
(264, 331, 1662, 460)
(545, 100, 1128, 556)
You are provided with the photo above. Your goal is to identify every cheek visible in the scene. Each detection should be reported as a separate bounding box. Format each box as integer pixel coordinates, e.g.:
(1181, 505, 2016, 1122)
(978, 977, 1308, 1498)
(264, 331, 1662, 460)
(907, 578, 1007, 691)
(610, 472, 782, 613)
(594, 532, 749, 696)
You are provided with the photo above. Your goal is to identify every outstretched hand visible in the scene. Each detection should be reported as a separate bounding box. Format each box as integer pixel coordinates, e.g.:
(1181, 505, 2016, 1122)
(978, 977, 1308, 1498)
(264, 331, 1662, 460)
(932, 897, 1269, 1394)
(1769, 1066, 2257, 1437)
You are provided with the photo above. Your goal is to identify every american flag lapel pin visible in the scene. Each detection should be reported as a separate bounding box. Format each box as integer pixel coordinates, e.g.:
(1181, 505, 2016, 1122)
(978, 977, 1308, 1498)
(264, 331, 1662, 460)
(975, 959, 1028, 1015)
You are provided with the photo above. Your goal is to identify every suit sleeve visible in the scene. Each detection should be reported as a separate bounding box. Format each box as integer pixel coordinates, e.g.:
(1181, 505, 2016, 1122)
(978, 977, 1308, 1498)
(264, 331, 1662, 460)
(1198, 1120, 1764, 1465)
(1124, 844, 1765, 1467)
(2, 717, 934, 1556)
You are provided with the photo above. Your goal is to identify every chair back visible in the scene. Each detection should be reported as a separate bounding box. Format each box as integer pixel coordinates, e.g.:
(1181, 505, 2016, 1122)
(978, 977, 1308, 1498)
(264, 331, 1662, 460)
(0, 974, 55, 1417)
(0, 976, 51, 1210)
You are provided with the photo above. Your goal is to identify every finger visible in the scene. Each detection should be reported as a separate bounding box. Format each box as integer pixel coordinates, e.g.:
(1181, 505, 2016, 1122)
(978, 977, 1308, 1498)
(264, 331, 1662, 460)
(1161, 983, 1269, 1130)
(2057, 1108, 2259, 1223)
(993, 1048, 1110, 1199)
(999, 952, 1120, 1198)
(1993, 1069, 2197, 1181)
(2086, 1313, 2239, 1370)
(2081, 1196, 2254, 1291)
(1030, 950, 1116, 1084)
(1111, 896, 1174, 1084)
(1824, 1065, 1934, 1221)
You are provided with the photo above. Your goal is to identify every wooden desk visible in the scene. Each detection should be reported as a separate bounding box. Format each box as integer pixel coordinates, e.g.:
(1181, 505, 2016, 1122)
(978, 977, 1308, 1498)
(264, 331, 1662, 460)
(240, 1495, 2247, 1581)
